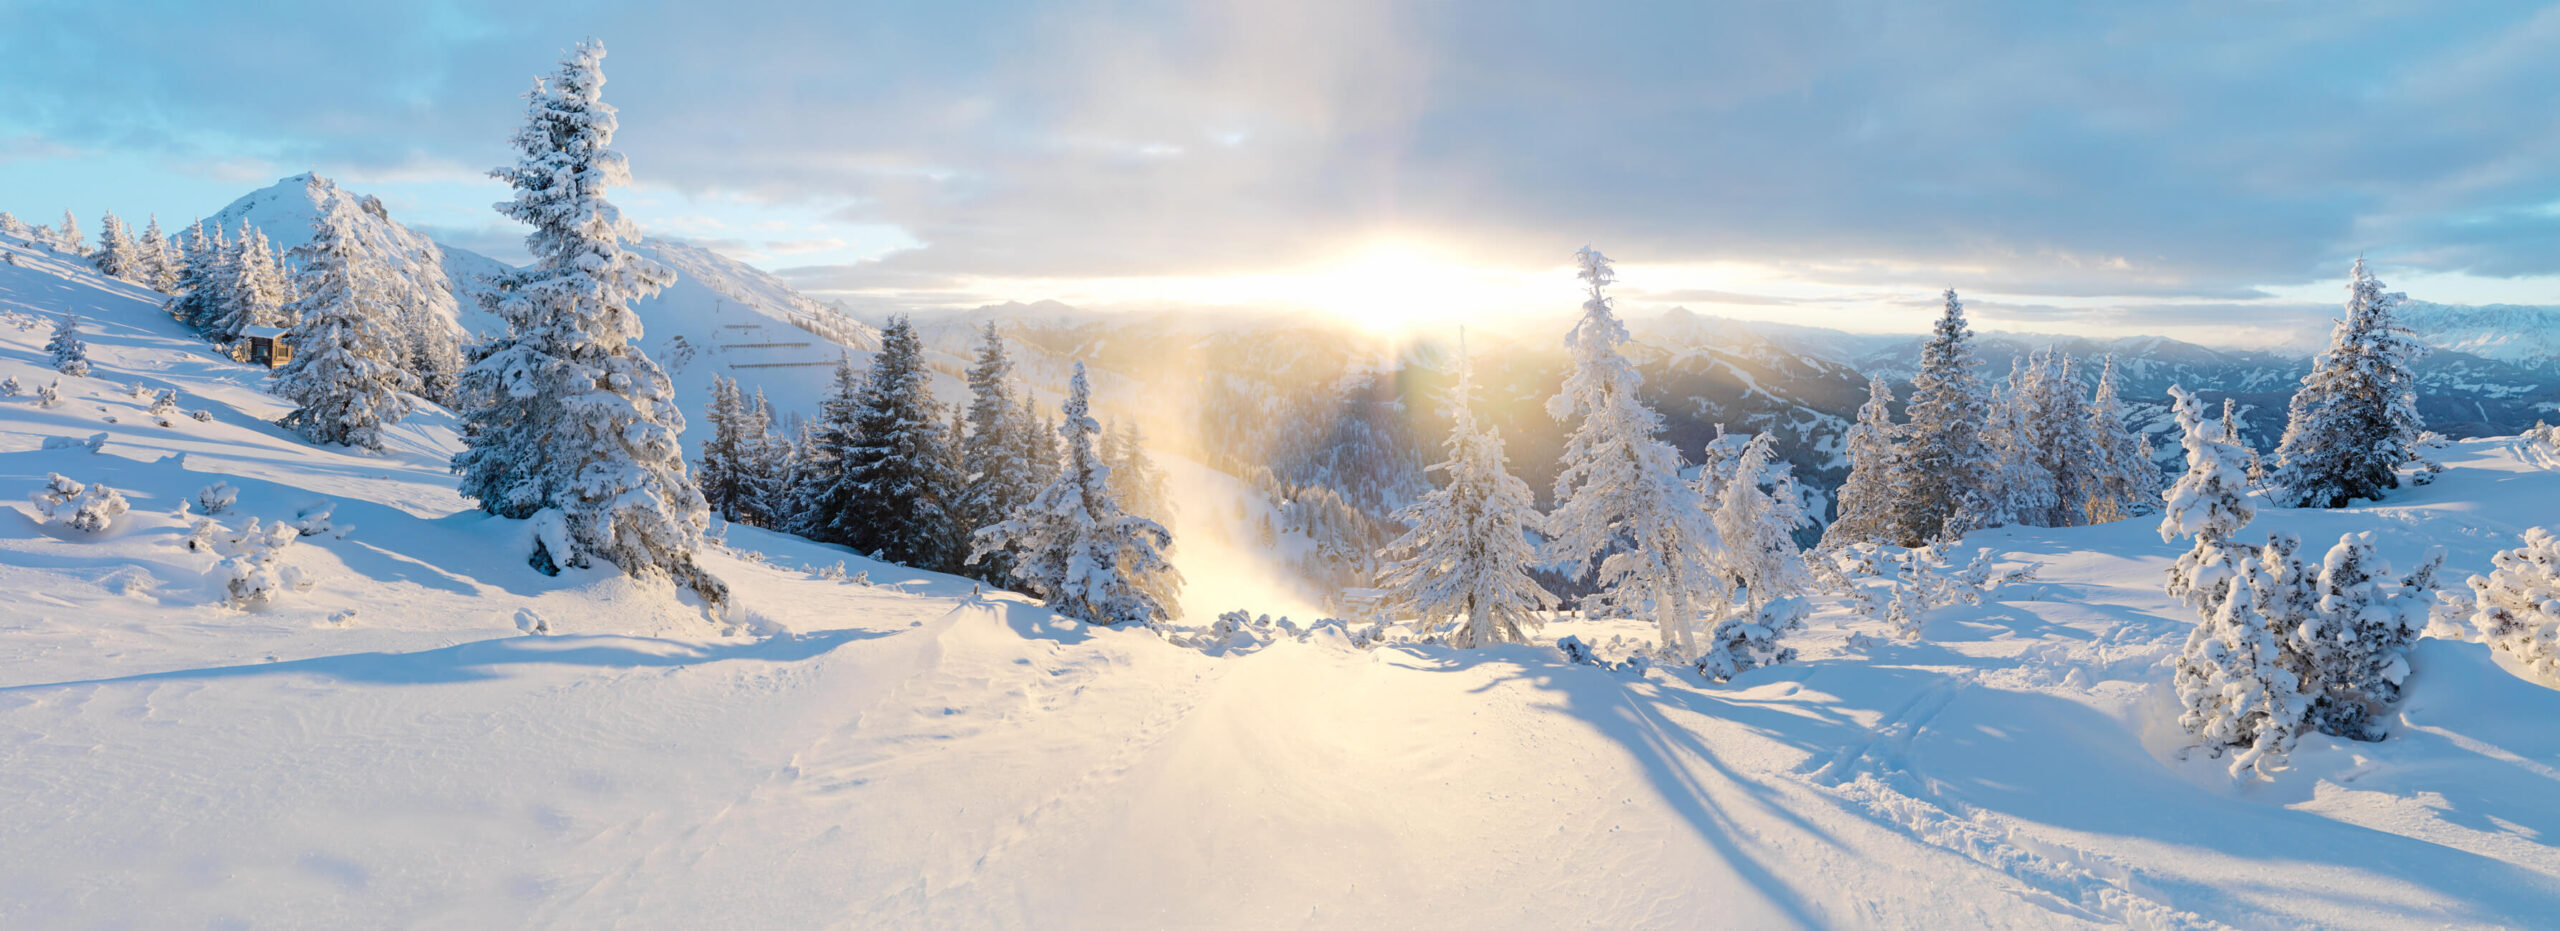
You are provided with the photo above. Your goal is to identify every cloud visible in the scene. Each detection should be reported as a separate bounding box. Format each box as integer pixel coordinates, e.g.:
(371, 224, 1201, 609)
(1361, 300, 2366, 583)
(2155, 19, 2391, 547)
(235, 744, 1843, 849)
(4, 0, 2557, 307)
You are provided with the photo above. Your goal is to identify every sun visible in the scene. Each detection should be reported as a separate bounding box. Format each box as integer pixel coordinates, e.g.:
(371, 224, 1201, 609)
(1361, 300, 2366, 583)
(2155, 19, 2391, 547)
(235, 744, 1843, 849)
(1292, 239, 1520, 335)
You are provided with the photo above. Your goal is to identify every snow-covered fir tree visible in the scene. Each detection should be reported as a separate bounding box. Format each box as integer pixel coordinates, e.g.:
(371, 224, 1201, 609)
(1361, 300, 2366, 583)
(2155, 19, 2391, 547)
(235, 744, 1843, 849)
(209, 223, 290, 345)
(1983, 356, 2058, 530)
(2029, 351, 2102, 526)
(166, 220, 225, 331)
(1544, 247, 1724, 653)
(954, 322, 1045, 586)
(1712, 431, 1812, 610)
(136, 215, 175, 291)
(2159, 386, 2257, 611)
(1375, 340, 1556, 647)
(788, 354, 863, 539)
(810, 315, 960, 570)
(2295, 533, 2437, 739)
(2465, 527, 2560, 681)
(1822, 375, 1907, 548)
(2175, 550, 2307, 780)
(450, 38, 723, 608)
(697, 376, 762, 525)
(2271, 259, 2427, 508)
(92, 212, 142, 282)
(0, 211, 24, 239)
(46, 315, 89, 377)
(2085, 355, 2160, 523)
(55, 210, 85, 255)
(1900, 289, 2000, 539)
(1104, 420, 1171, 528)
(272, 202, 417, 450)
(971, 362, 1181, 626)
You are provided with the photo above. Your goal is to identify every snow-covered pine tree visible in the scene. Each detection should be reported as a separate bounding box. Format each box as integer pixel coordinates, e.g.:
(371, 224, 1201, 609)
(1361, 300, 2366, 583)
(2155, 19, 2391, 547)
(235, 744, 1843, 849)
(2160, 386, 2257, 611)
(0, 211, 24, 239)
(451, 38, 723, 608)
(972, 362, 1181, 626)
(1375, 339, 1556, 647)
(166, 220, 223, 330)
(2294, 532, 2436, 739)
(2465, 527, 2560, 680)
(811, 315, 959, 570)
(1983, 355, 2057, 529)
(1900, 289, 2001, 539)
(1822, 375, 1909, 548)
(56, 210, 85, 255)
(738, 386, 787, 527)
(955, 322, 1043, 585)
(2032, 352, 2101, 526)
(1105, 420, 1171, 528)
(697, 376, 757, 523)
(2175, 551, 2307, 780)
(1545, 247, 1724, 653)
(2084, 355, 2159, 523)
(46, 315, 89, 377)
(93, 212, 141, 282)
(2271, 259, 2428, 508)
(136, 215, 175, 291)
(787, 353, 863, 540)
(273, 202, 417, 450)
(1712, 431, 1812, 610)
(209, 223, 290, 345)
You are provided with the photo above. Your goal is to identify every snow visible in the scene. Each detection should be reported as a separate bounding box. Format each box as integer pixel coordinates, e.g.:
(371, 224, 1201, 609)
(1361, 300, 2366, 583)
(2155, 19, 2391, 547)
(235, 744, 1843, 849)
(3, 229, 2560, 926)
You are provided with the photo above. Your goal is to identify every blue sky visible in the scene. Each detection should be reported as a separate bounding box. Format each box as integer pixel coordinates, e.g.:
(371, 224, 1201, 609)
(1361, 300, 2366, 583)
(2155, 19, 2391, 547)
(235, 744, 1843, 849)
(4, 1, 2557, 341)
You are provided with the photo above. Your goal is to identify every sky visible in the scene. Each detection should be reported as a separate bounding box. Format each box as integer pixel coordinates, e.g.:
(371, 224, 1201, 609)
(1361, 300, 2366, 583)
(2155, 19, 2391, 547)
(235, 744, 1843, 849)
(3, 0, 2558, 345)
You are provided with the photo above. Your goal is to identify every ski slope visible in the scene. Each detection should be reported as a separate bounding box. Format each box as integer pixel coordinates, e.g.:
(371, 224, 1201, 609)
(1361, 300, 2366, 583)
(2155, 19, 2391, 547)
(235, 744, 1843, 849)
(2, 229, 2559, 927)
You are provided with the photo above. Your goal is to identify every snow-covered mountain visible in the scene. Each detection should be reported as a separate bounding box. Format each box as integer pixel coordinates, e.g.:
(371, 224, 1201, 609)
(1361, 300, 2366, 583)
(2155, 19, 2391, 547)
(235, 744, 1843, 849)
(6, 226, 2560, 925)
(2397, 300, 2560, 364)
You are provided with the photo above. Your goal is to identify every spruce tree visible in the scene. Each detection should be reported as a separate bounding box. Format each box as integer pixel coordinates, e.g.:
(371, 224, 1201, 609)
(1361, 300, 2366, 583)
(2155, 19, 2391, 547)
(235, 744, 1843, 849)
(1984, 356, 2057, 529)
(1712, 431, 1812, 610)
(2160, 386, 2257, 611)
(956, 322, 1043, 583)
(2175, 553, 2307, 780)
(451, 39, 723, 607)
(46, 315, 89, 377)
(167, 220, 224, 331)
(813, 315, 960, 569)
(972, 362, 1181, 626)
(56, 210, 85, 255)
(1900, 289, 2000, 539)
(790, 354, 863, 540)
(93, 212, 141, 282)
(210, 223, 289, 344)
(2271, 259, 2427, 508)
(1376, 341, 1556, 647)
(136, 215, 175, 291)
(1544, 247, 1724, 653)
(2085, 355, 2159, 523)
(2031, 352, 2101, 526)
(273, 202, 417, 450)
(1822, 375, 1908, 548)
(698, 377, 756, 523)
(2296, 533, 2436, 739)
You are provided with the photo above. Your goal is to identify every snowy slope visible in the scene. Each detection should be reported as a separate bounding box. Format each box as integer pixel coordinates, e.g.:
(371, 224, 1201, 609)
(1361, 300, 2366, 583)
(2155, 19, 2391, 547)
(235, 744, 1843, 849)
(4, 229, 2560, 926)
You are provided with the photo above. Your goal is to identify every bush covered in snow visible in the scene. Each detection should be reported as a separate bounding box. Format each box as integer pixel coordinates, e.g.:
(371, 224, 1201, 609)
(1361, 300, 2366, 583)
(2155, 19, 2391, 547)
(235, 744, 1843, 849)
(0, 376, 18, 396)
(212, 517, 311, 608)
(1832, 542, 2036, 641)
(2464, 527, 2560, 682)
(1167, 609, 1396, 655)
(28, 472, 127, 534)
(1695, 596, 1810, 682)
(2175, 556, 2305, 780)
(196, 481, 236, 515)
(35, 379, 61, 408)
(46, 315, 88, 377)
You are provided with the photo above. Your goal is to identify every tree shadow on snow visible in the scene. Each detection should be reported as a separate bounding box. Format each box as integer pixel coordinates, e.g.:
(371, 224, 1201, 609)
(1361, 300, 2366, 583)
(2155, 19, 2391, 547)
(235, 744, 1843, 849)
(0, 628, 899, 690)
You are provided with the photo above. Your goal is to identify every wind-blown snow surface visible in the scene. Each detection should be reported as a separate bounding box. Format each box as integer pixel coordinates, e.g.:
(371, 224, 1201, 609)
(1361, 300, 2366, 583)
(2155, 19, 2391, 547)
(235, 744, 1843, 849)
(5, 233, 2560, 927)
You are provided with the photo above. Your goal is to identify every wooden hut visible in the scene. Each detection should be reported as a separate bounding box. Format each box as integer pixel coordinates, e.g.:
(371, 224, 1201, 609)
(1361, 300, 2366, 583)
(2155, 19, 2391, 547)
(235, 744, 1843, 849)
(239, 325, 292, 369)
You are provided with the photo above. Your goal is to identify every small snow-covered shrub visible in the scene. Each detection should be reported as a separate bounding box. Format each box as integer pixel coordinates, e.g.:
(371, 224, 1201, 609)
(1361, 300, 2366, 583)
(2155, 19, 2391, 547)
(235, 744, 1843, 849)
(292, 503, 336, 537)
(189, 409, 213, 423)
(1169, 609, 1393, 655)
(1847, 544, 2037, 641)
(196, 481, 237, 515)
(1697, 596, 1810, 682)
(148, 389, 177, 419)
(35, 379, 61, 408)
(212, 517, 310, 608)
(0, 376, 18, 396)
(2292, 534, 2437, 739)
(2465, 526, 2560, 682)
(46, 316, 88, 377)
(29, 472, 127, 534)
(179, 517, 221, 552)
